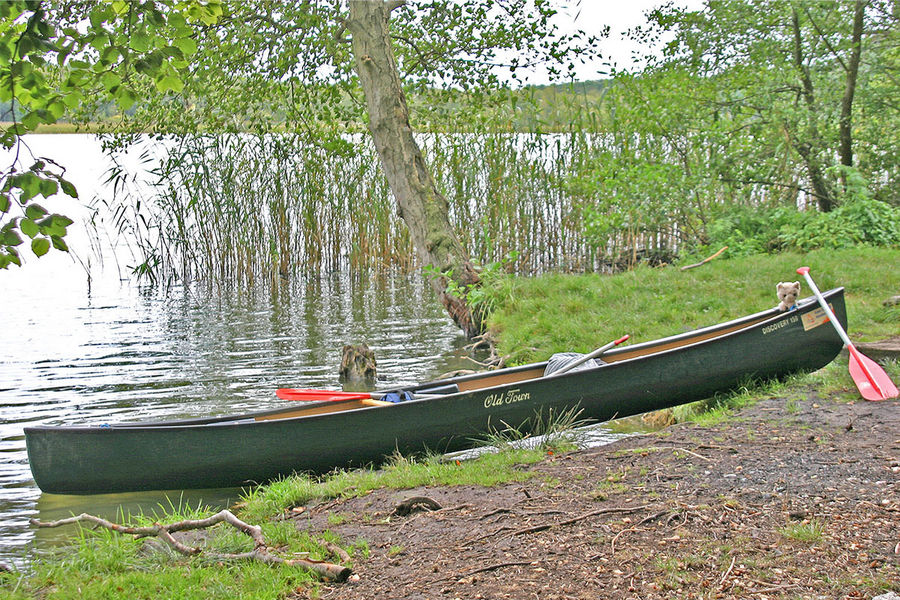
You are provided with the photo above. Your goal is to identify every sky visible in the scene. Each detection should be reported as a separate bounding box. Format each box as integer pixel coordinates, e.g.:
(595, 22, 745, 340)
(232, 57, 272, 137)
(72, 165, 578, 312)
(547, 0, 704, 82)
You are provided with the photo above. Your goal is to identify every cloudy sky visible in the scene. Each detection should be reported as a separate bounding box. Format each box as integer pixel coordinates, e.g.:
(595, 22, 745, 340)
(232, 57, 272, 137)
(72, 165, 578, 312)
(551, 0, 704, 81)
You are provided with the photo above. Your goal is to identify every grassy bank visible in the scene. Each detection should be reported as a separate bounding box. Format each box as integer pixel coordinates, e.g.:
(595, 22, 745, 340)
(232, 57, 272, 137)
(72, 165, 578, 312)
(1, 446, 567, 599)
(485, 248, 899, 365)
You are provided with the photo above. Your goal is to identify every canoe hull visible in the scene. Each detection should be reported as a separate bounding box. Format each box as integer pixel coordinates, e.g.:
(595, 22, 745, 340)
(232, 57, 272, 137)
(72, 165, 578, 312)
(25, 289, 848, 494)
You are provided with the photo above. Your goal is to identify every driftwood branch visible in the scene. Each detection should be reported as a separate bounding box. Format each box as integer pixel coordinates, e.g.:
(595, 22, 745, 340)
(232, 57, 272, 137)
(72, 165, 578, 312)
(30, 510, 351, 582)
(681, 246, 728, 271)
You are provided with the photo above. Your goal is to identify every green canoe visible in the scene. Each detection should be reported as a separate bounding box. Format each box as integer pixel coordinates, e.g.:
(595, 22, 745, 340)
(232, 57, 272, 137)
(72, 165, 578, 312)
(25, 288, 847, 495)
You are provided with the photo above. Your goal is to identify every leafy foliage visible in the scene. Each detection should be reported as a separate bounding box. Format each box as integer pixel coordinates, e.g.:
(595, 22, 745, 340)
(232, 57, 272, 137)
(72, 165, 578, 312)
(564, 1, 900, 268)
(701, 168, 900, 256)
(0, 0, 223, 268)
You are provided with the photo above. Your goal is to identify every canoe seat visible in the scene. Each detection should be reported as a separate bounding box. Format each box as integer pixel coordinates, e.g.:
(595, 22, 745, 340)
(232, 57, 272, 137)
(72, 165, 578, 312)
(544, 352, 606, 376)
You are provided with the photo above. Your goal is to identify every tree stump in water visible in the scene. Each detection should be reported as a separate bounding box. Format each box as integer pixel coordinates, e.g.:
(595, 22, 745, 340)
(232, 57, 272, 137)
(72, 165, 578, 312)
(339, 343, 377, 383)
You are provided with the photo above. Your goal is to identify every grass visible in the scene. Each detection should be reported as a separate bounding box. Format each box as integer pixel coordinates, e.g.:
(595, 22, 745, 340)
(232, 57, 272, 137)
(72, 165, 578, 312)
(476, 404, 589, 451)
(487, 248, 900, 364)
(239, 445, 550, 523)
(1, 506, 324, 600)
(780, 520, 826, 544)
(1, 443, 553, 600)
(486, 248, 900, 425)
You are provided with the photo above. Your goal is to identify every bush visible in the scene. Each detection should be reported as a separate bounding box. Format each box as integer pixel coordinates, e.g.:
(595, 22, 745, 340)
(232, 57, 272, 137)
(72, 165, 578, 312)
(702, 197, 900, 257)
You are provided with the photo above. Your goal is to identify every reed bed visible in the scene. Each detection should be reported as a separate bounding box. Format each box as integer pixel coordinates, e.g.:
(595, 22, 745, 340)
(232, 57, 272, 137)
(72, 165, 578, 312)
(109, 93, 813, 287)
(113, 130, 690, 286)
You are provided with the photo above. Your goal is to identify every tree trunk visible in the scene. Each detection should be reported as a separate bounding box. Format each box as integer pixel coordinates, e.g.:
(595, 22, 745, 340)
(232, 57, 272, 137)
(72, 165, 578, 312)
(346, 0, 482, 337)
(839, 0, 866, 169)
(790, 6, 835, 212)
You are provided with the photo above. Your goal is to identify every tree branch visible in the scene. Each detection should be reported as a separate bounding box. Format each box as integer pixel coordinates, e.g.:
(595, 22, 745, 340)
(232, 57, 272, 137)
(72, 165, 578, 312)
(801, 4, 849, 72)
(30, 510, 352, 582)
(386, 0, 406, 13)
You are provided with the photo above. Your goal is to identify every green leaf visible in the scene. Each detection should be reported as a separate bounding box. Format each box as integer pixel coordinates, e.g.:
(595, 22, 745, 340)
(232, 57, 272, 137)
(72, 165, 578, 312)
(39, 179, 58, 198)
(115, 87, 138, 111)
(100, 71, 122, 91)
(100, 45, 120, 65)
(89, 32, 109, 52)
(53, 215, 73, 228)
(50, 235, 68, 251)
(47, 99, 66, 121)
(25, 203, 47, 220)
(1, 249, 21, 267)
(37, 215, 70, 236)
(173, 36, 197, 56)
(62, 90, 84, 109)
(0, 227, 23, 247)
(168, 12, 186, 30)
(131, 31, 150, 52)
(15, 172, 42, 201)
(0, 194, 9, 212)
(60, 179, 78, 198)
(20, 218, 38, 238)
(155, 74, 184, 94)
(21, 111, 41, 130)
(31, 237, 50, 256)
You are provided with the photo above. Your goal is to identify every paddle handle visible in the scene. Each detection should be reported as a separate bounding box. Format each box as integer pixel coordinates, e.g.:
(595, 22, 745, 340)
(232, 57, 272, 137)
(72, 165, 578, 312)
(553, 335, 630, 376)
(796, 267, 852, 348)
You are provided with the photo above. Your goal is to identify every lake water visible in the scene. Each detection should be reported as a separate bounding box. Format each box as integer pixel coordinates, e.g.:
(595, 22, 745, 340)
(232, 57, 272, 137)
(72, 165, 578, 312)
(0, 135, 624, 566)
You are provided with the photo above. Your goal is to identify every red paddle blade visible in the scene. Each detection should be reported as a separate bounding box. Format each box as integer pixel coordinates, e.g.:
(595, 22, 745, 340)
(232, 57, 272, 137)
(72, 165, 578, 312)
(276, 388, 372, 402)
(847, 346, 898, 401)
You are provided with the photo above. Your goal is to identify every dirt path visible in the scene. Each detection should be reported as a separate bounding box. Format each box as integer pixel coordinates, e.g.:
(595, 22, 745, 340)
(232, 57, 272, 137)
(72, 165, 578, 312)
(296, 393, 900, 599)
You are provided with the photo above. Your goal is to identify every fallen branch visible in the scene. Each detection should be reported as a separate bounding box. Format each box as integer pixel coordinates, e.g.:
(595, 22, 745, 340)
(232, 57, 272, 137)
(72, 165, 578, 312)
(512, 504, 653, 537)
(462, 560, 534, 577)
(396, 503, 472, 534)
(681, 246, 728, 271)
(30, 510, 351, 582)
(610, 526, 637, 554)
(324, 542, 352, 564)
(673, 447, 711, 462)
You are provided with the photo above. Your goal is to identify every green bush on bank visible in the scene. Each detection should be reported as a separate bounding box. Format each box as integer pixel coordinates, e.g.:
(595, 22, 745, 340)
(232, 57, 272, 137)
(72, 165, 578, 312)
(702, 197, 900, 257)
(699, 170, 900, 258)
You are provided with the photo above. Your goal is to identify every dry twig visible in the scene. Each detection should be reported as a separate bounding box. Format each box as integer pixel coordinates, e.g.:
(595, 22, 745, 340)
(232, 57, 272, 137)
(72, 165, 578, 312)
(680, 246, 728, 271)
(514, 504, 653, 538)
(718, 555, 737, 590)
(30, 510, 351, 582)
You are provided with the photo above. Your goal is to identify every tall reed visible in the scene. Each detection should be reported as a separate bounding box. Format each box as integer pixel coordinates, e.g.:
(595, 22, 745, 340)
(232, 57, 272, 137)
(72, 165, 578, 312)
(103, 107, 824, 285)
(108, 130, 626, 285)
